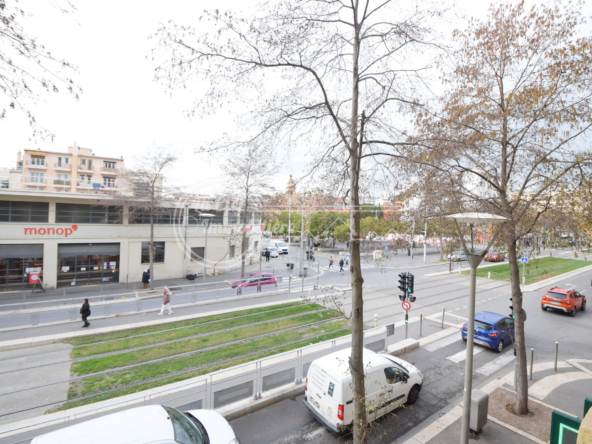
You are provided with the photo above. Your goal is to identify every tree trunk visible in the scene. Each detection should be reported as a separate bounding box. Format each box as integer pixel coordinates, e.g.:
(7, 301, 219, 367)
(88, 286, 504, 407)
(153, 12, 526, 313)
(507, 235, 529, 414)
(240, 200, 249, 278)
(149, 213, 154, 290)
(349, 14, 367, 436)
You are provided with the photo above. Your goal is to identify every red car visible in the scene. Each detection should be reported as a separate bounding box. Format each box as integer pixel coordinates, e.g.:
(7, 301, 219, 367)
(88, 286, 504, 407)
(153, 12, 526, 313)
(541, 287, 586, 317)
(484, 251, 505, 262)
(231, 273, 277, 289)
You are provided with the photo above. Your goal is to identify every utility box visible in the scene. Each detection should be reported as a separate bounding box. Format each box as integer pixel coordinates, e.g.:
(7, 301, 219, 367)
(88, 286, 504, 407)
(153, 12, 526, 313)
(470, 389, 489, 433)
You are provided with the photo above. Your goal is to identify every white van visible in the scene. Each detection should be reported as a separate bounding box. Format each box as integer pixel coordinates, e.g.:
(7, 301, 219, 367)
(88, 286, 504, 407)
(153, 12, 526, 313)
(31, 405, 239, 444)
(274, 241, 289, 254)
(303, 348, 423, 433)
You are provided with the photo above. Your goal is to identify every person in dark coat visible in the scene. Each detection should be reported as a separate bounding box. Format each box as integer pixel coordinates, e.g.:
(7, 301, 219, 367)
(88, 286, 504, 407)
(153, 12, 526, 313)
(142, 269, 150, 289)
(80, 299, 91, 327)
(339, 259, 345, 273)
(265, 249, 271, 262)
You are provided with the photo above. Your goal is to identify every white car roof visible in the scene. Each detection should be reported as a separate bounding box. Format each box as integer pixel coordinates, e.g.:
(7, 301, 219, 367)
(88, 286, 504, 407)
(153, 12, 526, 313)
(311, 348, 391, 376)
(31, 406, 173, 444)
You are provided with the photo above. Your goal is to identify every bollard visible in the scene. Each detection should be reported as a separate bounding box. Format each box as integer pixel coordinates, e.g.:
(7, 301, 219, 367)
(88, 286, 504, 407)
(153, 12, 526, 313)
(441, 308, 445, 329)
(554, 342, 558, 372)
(488, 272, 491, 279)
(530, 348, 534, 380)
(420, 314, 423, 337)
(374, 314, 378, 328)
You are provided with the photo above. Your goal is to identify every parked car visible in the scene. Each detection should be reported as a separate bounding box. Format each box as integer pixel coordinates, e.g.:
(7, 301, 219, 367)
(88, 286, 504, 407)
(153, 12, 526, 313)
(303, 348, 423, 433)
(446, 251, 467, 261)
(484, 251, 505, 262)
(541, 287, 586, 317)
(30, 405, 239, 444)
(461, 311, 515, 353)
(231, 274, 277, 289)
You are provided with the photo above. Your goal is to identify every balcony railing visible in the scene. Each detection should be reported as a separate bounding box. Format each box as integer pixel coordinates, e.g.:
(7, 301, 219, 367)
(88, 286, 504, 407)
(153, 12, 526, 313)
(27, 161, 47, 168)
(54, 163, 72, 170)
(25, 177, 48, 186)
(53, 180, 72, 186)
(77, 165, 94, 171)
(100, 167, 118, 174)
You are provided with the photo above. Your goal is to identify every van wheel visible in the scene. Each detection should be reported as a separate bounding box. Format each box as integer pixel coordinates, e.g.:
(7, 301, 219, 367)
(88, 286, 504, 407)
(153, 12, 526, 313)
(581, 301, 586, 311)
(406, 385, 420, 405)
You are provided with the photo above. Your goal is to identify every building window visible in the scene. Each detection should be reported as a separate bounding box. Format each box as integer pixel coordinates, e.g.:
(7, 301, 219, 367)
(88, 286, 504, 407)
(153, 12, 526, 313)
(103, 161, 116, 169)
(64, 157, 70, 164)
(229, 245, 236, 259)
(56, 203, 121, 224)
(0, 201, 49, 222)
(142, 241, 165, 263)
(228, 211, 239, 225)
(80, 159, 93, 169)
(103, 177, 116, 188)
(30, 172, 44, 184)
(79, 175, 91, 186)
(1, 180, 8, 189)
(191, 247, 205, 261)
(30, 157, 45, 166)
(129, 208, 181, 225)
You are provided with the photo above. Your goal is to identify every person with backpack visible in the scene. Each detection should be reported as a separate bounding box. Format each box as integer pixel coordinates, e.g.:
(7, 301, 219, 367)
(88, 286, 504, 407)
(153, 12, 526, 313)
(158, 288, 173, 315)
(80, 299, 91, 328)
(339, 259, 345, 273)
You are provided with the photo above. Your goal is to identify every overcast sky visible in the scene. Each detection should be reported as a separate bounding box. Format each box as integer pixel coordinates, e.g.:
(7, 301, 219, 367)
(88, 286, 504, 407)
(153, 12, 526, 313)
(2, 0, 590, 196)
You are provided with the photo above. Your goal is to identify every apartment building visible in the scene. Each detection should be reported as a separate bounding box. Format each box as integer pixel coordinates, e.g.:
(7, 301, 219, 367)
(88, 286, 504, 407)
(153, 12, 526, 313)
(7, 143, 123, 193)
(0, 146, 262, 292)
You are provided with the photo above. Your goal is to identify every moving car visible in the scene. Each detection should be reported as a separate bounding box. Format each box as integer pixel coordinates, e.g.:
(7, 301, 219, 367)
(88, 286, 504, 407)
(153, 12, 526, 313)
(231, 274, 277, 289)
(303, 348, 423, 433)
(484, 251, 505, 262)
(541, 287, 586, 317)
(275, 241, 289, 254)
(446, 251, 467, 261)
(462, 311, 514, 353)
(31, 405, 239, 444)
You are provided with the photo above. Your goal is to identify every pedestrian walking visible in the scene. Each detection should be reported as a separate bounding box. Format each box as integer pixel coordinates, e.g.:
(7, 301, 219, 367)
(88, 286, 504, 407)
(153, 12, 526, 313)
(142, 269, 150, 289)
(329, 256, 334, 269)
(158, 288, 173, 315)
(80, 299, 91, 327)
(265, 249, 271, 262)
(339, 259, 345, 273)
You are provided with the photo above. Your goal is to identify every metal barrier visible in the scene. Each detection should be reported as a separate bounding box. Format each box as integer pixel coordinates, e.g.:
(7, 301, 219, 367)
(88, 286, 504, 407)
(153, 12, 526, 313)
(0, 324, 389, 438)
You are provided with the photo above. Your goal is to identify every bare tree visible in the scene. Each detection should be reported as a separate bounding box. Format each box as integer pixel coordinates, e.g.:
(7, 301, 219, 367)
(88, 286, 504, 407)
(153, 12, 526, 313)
(0, 0, 81, 139)
(221, 144, 276, 278)
(152, 2, 442, 440)
(103, 148, 179, 288)
(412, 1, 592, 414)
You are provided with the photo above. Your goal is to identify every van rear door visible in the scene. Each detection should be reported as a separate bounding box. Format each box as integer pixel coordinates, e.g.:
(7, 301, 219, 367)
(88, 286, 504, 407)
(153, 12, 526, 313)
(308, 365, 340, 423)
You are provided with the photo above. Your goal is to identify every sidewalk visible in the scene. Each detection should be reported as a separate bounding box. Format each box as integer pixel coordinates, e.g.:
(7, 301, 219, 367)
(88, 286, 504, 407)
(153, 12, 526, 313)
(0, 256, 319, 306)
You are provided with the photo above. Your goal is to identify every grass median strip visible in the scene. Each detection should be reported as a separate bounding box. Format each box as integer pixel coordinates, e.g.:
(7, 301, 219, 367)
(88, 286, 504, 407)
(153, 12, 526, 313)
(66, 301, 305, 346)
(56, 326, 350, 412)
(71, 310, 341, 375)
(71, 304, 327, 358)
(466, 257, 591, 284)
(66, 319, 348, 400)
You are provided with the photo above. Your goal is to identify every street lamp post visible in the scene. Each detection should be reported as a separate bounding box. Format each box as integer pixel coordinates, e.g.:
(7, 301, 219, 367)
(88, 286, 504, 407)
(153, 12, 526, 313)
(446, 213, 507, 444)
(200, 213, 215, 284)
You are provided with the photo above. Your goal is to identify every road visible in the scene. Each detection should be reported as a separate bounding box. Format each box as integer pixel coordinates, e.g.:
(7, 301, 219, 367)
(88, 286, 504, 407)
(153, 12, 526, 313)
(0, 248, 590, 443)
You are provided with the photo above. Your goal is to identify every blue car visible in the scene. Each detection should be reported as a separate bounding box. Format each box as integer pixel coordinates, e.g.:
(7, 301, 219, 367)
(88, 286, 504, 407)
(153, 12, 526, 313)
(461, 311, 515, 353)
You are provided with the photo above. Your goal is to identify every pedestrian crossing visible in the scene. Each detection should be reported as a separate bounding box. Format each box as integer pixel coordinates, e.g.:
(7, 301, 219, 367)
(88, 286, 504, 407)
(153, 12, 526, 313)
(425, 331, 516, 376)
(317, 263, 376, 273)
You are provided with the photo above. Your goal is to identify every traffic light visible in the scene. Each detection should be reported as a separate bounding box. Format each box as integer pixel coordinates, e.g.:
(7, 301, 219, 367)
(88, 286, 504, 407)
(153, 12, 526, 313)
(399, 295, 406, 302)
(509, 298, 514, 319)
(407, 273, 414, 294)
(410, 296, 416, 303)
(398, 273, 407, 293)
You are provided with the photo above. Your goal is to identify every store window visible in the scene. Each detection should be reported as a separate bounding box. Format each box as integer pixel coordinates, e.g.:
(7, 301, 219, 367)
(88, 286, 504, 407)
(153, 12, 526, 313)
(191, 247, 205, 261)
(142, 241, 165, 263)
(0, 244, 44, 291)
(56, 203, 121, 224)
(57, 243, 120, 287)
(0, 201, 49, 222)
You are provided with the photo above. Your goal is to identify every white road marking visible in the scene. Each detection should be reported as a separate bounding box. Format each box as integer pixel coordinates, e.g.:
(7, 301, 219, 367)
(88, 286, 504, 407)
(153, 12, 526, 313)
(476, 352, 515, 376)
(424, 334, 461, 352)
(529, 372, 592, 400)
(447, 346, 485, 363)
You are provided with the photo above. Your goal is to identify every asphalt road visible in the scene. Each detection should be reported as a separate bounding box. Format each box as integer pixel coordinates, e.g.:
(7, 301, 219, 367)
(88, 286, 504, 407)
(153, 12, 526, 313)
(0, 249, 590, 443)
